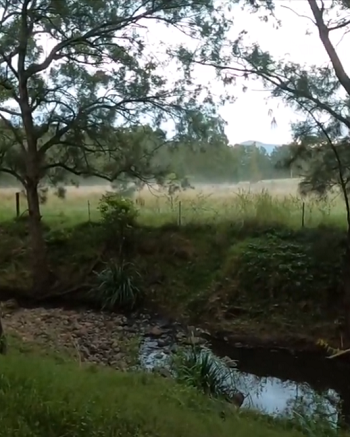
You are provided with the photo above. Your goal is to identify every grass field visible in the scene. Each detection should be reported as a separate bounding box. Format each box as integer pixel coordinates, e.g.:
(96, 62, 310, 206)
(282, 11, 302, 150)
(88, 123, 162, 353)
(0, 178, 347, 229)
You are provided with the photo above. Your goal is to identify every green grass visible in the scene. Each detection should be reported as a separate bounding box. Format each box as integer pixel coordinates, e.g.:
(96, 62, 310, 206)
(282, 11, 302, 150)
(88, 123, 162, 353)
(0, 183, 348, 228)
(0, 343, 335, 437)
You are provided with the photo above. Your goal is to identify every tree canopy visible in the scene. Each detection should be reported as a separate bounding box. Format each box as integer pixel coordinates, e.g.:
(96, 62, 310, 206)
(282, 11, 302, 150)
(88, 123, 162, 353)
(0, 0, 233, 292)
(188, 0, 350, 199)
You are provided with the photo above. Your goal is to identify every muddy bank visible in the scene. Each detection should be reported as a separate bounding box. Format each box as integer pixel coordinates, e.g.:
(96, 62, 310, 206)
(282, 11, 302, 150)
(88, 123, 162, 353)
(206, 330, 329, 354)
(0, 301, 205, 370)
(0, 288, 338, 356)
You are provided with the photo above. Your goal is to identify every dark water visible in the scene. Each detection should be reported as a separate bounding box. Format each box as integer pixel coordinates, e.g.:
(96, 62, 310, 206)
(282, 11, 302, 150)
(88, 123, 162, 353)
(139, 335, 350, 425)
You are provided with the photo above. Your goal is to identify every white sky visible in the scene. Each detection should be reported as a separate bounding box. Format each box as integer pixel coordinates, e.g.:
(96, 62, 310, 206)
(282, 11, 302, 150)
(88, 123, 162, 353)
(19, 0, 350, 146)
(135, 0, 349, 146)
(216, 0, 349, 146)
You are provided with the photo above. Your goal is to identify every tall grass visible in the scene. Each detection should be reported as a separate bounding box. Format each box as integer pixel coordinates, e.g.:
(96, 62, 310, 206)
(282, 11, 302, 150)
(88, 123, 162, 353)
(0, 181, 347, 229)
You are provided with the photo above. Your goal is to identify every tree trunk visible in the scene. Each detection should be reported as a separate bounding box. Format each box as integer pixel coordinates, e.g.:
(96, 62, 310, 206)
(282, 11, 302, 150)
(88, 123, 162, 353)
(343, 240, 350, 340)
(26, 181, 51, 294)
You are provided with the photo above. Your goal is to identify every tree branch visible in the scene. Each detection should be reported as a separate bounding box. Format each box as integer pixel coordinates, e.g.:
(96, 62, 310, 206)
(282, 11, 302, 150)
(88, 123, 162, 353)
(43, 162, 130, 183)
(192, 59, 350, 130)
(0, 167, 25, 185)
(329, 19, 350, 32)
(307, 0, 350, 97)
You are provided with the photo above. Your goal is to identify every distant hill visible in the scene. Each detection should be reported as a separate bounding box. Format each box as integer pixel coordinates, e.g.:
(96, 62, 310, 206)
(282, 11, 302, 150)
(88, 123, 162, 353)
(238, 140, 280, 155)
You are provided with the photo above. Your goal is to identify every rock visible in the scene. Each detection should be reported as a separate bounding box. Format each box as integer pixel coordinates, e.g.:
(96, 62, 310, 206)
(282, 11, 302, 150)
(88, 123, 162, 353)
(154, 353, 164, 360)
(170, 344, 178, 353)
(157, 338, 171, 347)
(156, 367, 172, 378)
(147, 326, 164, 337)
(2, 305, 215, 379)
(182, 336, 205, 346)
(228, 391, 245, 408)
(1, 299, 19, 313)
(175, 332, 186, 340)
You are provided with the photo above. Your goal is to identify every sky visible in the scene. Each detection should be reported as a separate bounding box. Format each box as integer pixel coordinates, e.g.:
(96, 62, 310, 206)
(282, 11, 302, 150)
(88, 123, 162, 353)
(10, 1, 350, 147)
(217, 0, 350, 146)
(133, 0, 350, 147)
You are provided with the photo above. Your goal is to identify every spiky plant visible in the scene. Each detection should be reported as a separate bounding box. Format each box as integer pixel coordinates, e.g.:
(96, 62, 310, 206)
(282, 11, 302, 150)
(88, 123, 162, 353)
(171, 344, 238, 399)
(92, 261, 143, 310)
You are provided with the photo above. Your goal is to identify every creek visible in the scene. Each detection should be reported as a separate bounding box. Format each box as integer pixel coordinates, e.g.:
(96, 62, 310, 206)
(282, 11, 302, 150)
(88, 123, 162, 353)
(1, 301, 348, 426)
(139, 324, 349, 426)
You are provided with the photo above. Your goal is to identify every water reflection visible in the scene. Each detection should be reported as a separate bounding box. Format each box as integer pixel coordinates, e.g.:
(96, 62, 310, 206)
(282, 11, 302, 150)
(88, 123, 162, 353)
(139, 336, 341, 425)
(234, 371, 339, 424)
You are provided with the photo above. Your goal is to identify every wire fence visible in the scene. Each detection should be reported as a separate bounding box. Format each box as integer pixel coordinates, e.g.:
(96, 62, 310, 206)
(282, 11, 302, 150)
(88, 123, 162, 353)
(9, 189, 346, 230)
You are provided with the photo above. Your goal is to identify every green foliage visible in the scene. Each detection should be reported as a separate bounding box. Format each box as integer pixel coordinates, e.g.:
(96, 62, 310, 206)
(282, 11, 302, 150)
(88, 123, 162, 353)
(0, 351, 310, 437)
(92, 261, 143, 310)
(0, 0, 230, 188)
(99, 193, 138, 229)
(171, 344, 237, 399)
(226, 233, 343, 304)
(98, 193, 138, 248)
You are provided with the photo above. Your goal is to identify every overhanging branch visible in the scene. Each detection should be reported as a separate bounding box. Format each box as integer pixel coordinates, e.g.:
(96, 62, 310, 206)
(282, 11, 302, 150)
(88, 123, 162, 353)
(0, 167, 25, 185)
(307, 0, 350, 97)
(192, 59, 350, 130)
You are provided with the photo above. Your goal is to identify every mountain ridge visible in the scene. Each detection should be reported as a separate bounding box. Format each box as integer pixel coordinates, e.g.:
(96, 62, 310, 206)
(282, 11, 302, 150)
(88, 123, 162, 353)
(238, 140, 281, 154)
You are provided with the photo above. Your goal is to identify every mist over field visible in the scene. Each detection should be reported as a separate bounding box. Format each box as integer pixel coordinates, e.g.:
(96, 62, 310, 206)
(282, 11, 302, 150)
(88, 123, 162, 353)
(0, 177, 302, 200)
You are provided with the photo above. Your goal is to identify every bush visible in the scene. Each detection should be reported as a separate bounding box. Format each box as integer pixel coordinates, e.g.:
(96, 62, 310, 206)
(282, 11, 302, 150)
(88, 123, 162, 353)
(98, 193, 138, 251)
(91, 260, 143, 310)
(225, 233, 343, 305)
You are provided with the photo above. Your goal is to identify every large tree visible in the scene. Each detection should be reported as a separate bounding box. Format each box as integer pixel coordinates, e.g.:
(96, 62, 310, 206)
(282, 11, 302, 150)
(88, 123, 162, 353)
(186, 0, 350, 335)
(0, 0, 230, 293)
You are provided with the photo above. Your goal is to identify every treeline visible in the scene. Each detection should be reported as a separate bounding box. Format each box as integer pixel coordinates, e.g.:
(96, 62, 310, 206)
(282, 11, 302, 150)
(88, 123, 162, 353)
(0, 142, 297, 188)
(0, 122, 298, 188)
(154, 142, 297, 183)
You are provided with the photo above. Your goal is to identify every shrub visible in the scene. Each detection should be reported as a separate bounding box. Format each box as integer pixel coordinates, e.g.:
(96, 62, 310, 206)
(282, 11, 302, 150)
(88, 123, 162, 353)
(171, 344, 238, 399)
(225, 233, 343, 305)
(98, 193, 138, 251)
(92, 260, 143, 310)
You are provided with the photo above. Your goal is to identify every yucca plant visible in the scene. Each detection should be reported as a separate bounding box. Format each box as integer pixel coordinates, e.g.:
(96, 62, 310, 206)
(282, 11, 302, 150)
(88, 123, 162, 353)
(171, 344, 238, 399)
(92, 260, 143, 310)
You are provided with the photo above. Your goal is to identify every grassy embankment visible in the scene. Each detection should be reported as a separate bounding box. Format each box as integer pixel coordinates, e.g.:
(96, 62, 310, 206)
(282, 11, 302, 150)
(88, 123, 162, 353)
(0, 181, 347, 349)
(0, 336, 342, 437)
